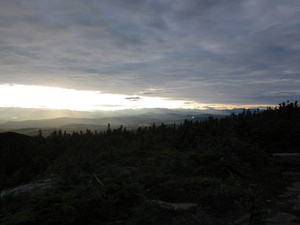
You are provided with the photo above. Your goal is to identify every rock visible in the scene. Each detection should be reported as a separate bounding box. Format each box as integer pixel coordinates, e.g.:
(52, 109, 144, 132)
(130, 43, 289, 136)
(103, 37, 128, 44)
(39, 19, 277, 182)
(287, 182, 300, 192)
(265, 212, 298, 224)
(234, 214, 250, 224)
(0, 179, 53, 198)
(151, 200, 197, 211)
(293, 197, 300, 211)
(273, 153, 300, 158)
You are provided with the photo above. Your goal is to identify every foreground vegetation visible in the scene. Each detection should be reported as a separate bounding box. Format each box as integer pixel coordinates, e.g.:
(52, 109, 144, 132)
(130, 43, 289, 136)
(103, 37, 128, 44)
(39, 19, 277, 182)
(0, 101, 299, 224)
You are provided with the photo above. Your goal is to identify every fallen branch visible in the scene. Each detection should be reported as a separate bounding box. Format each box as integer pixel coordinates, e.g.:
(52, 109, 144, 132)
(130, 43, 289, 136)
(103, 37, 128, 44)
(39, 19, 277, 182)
(93, 173, 104, 186)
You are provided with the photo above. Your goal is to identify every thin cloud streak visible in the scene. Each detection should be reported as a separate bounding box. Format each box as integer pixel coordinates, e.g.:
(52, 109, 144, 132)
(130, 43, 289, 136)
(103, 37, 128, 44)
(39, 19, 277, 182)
(0, 0, 299, 108)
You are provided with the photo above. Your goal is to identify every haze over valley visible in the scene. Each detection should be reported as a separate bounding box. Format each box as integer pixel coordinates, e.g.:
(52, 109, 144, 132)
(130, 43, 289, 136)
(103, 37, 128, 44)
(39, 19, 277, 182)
(0, 107, 243, 136)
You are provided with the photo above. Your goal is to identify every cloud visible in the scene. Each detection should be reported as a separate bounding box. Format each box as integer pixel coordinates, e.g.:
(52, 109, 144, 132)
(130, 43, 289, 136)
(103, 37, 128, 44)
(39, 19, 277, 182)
(125, 97, 142, 101)
(0, 0, 300, 107)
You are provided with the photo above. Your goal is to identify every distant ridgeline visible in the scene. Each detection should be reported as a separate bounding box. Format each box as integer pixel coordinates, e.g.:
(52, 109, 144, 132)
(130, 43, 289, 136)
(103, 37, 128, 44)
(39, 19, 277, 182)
(0, 101, 299, 225)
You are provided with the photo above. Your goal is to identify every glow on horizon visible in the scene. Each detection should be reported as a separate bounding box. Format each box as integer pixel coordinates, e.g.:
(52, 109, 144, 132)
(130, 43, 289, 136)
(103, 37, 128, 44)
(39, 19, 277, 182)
(0, 84, 273, 111)
(0, 84, 195, 111)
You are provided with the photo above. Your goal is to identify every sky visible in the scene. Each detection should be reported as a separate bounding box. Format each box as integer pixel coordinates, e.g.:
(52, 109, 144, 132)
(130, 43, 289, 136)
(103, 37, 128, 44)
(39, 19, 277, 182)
(0, 0, 300, 111)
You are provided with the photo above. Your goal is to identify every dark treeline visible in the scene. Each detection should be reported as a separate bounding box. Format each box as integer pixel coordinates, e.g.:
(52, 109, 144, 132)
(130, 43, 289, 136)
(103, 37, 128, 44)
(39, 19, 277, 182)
(0, 101, 299, 225)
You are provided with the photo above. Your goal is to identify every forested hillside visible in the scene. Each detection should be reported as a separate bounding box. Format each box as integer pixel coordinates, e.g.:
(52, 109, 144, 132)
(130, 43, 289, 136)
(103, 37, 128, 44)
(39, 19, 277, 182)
(0, 101, 299, 225)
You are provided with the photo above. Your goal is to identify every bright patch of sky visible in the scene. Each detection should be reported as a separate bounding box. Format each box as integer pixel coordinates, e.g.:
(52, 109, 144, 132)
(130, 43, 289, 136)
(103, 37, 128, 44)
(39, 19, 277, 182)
(0, 84, 270, 111)
(0, 84, 198, 111)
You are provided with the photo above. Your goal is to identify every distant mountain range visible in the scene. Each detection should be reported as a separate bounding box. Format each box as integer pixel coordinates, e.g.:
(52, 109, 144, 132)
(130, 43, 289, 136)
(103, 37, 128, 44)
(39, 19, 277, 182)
(0, 107, 246, 136)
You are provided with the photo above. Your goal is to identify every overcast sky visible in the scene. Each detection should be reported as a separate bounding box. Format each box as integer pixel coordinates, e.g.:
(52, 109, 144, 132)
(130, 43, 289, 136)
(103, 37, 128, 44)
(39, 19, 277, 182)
(1, 0, 300, 109)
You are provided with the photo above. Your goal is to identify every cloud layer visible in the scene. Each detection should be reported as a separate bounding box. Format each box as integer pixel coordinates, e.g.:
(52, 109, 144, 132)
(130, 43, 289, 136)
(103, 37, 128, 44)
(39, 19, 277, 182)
(1, 0, 299, 106)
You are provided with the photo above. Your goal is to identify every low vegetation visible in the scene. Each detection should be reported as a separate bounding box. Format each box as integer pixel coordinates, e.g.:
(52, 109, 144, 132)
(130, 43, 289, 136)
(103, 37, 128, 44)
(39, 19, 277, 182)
(0, 101, 299, 225)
